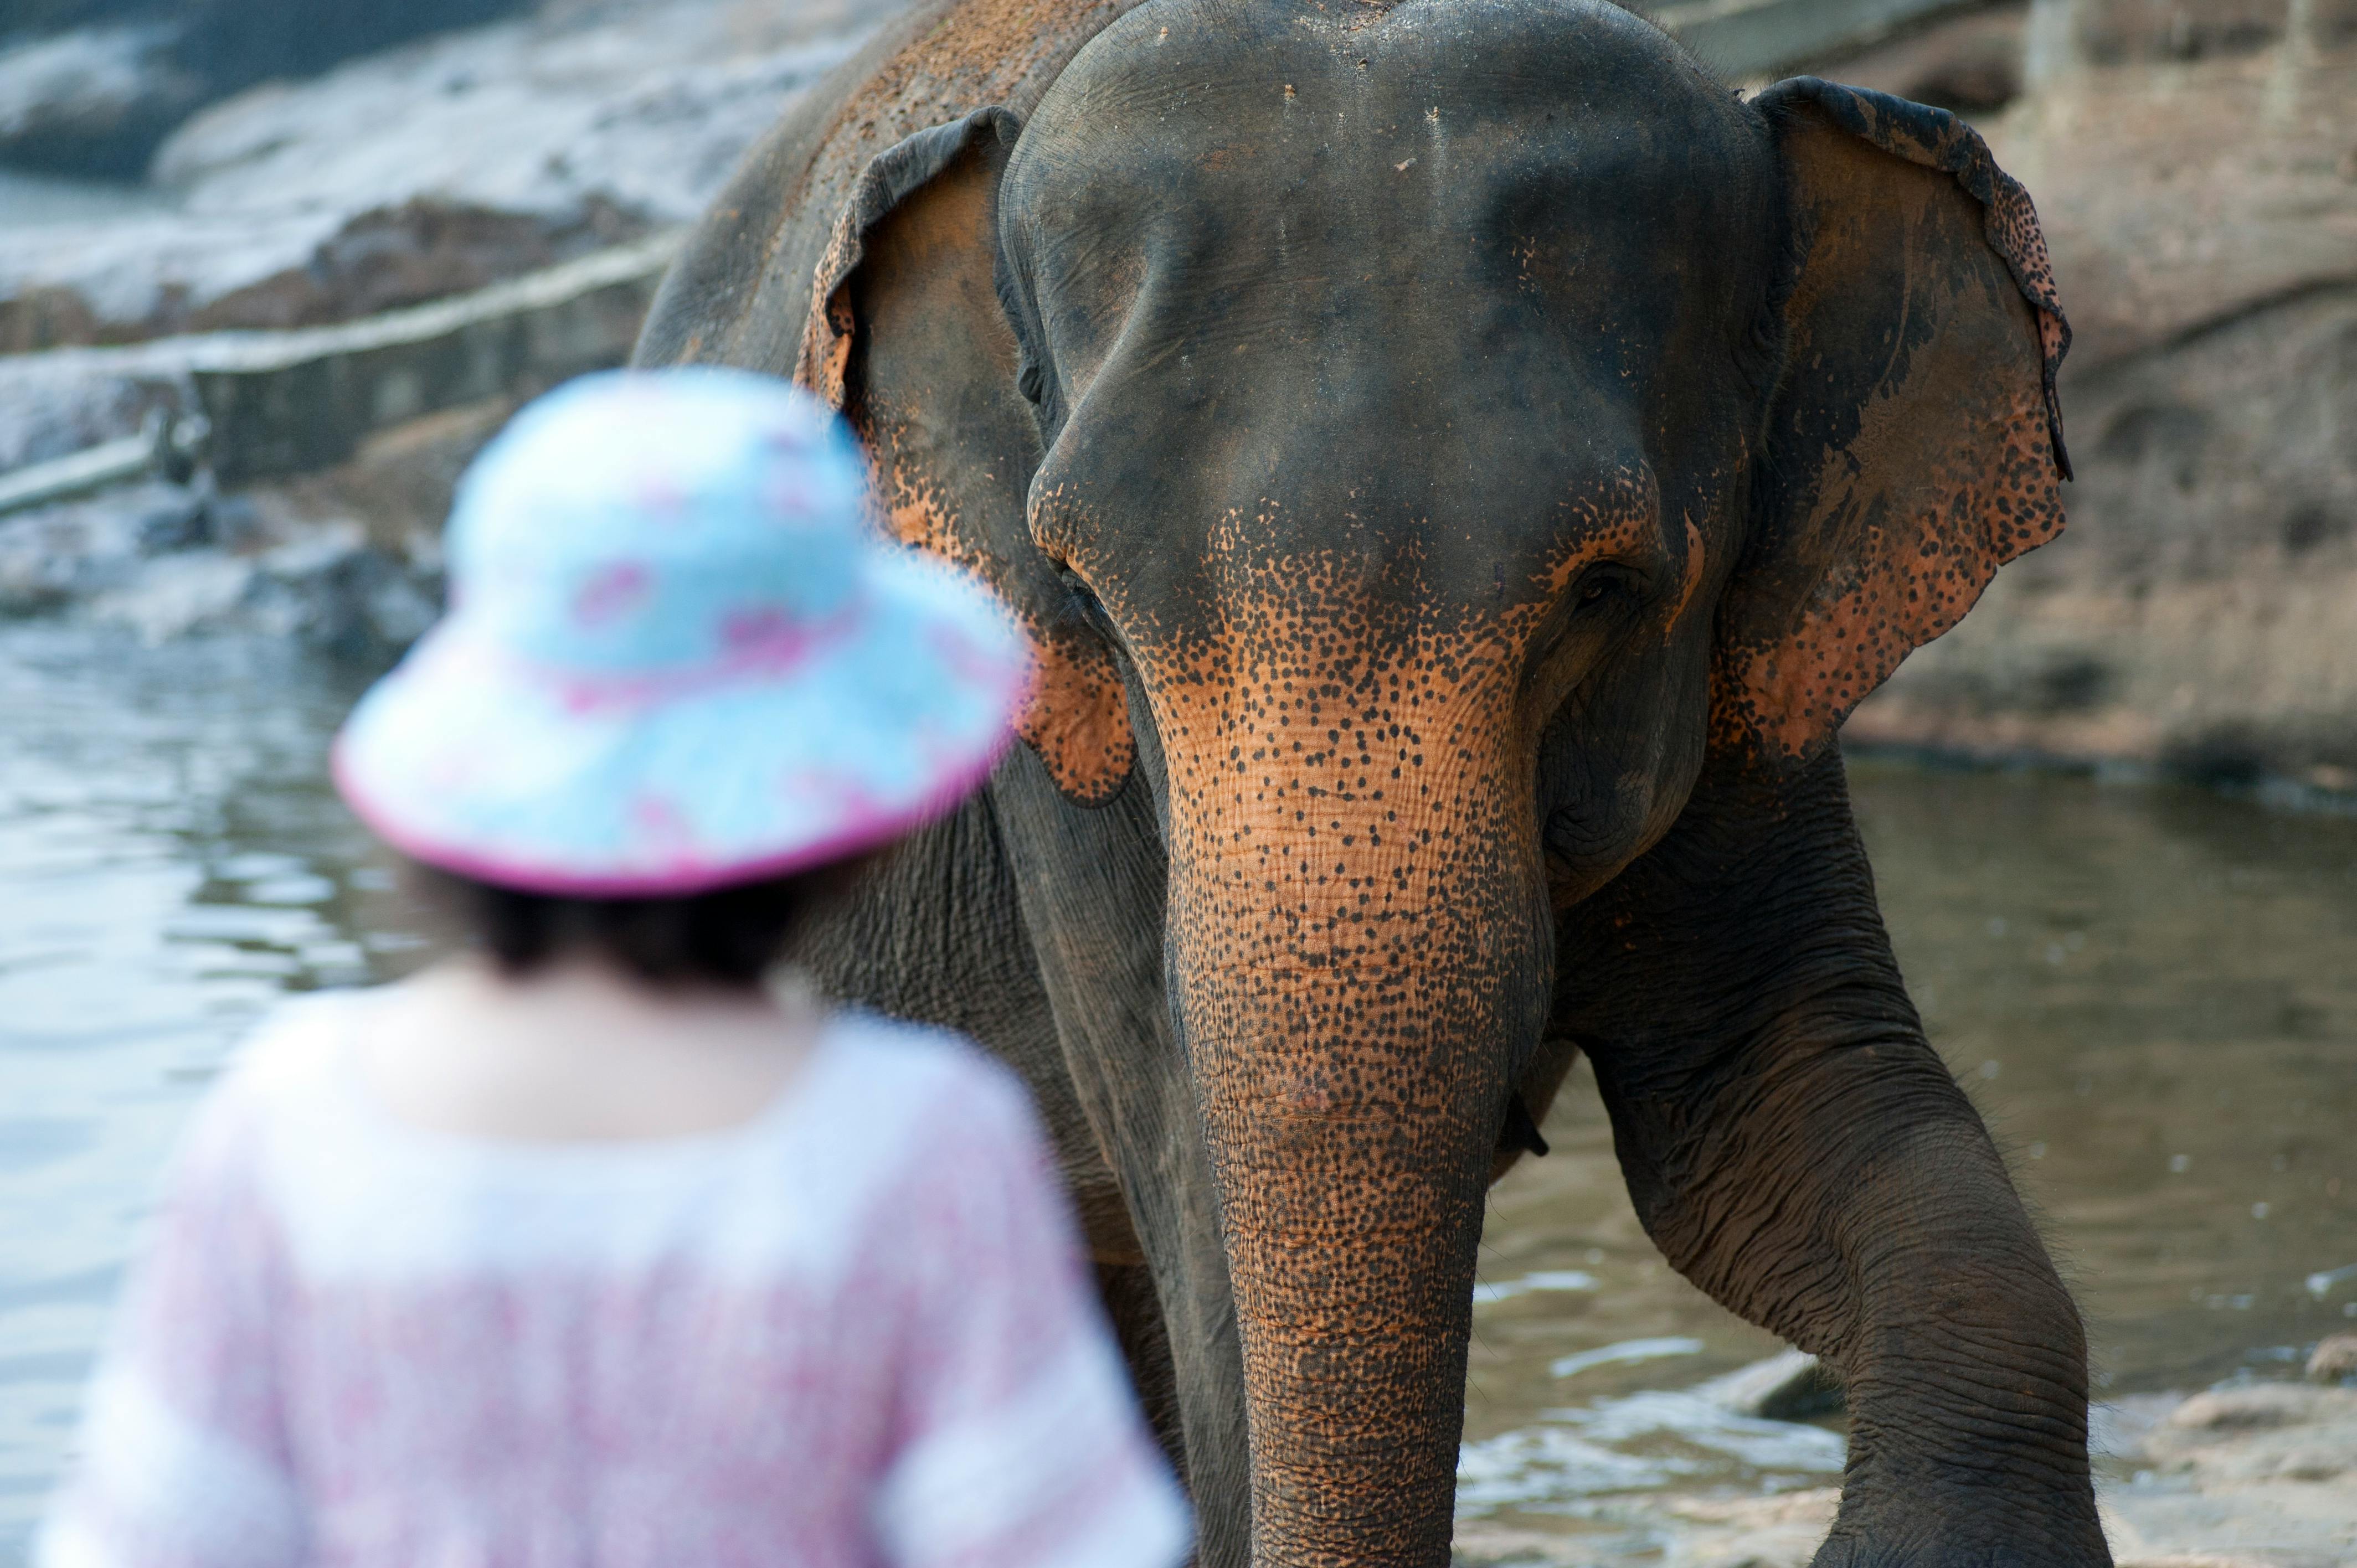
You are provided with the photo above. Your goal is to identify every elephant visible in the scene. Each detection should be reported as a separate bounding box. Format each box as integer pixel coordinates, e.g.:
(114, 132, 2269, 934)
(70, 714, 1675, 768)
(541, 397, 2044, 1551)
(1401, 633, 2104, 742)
(633, 1, 2101, 1564)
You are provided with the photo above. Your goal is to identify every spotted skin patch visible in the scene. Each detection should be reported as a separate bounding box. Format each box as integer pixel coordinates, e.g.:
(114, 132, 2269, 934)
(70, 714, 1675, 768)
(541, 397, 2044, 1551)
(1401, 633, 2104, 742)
(1135, 536, 1556, 1557)
(1040, 463, 1691, 1556)
(1716, 81, 2073, 766)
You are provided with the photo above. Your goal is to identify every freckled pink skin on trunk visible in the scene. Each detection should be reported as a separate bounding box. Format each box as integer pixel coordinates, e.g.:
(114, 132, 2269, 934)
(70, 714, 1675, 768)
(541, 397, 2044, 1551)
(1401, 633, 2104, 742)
(1135, 535, 1558, 1566)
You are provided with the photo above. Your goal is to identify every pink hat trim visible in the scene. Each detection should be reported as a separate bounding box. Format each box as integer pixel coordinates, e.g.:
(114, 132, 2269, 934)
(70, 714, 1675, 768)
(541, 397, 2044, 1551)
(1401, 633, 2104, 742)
(332, 724, 1020, 898)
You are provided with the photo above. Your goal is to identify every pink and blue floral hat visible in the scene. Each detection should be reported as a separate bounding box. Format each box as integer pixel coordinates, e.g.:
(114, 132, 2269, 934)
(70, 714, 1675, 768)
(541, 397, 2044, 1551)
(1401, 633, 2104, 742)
(333, 369, 1031, 895)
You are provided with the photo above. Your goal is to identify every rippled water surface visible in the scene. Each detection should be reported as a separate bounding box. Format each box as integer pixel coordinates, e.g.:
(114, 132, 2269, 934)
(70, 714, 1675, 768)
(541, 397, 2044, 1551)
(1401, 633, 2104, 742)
(1, 625, 2353, 1559)
(0, 627, 420, 1558)
(1461, 756, 2357, 1549)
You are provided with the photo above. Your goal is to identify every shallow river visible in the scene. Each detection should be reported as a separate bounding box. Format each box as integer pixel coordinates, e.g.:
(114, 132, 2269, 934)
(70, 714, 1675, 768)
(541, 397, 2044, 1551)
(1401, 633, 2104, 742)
(1, 623, 2351, 1560)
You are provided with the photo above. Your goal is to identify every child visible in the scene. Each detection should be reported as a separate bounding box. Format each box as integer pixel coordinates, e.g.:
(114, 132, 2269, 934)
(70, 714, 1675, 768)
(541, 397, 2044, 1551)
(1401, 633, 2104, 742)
(39, 370, 1191, 1568)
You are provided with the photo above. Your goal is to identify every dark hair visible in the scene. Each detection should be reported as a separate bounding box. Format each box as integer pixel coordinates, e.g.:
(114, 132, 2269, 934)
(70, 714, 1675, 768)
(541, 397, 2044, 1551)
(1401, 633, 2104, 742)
(410, 858, 871, 989)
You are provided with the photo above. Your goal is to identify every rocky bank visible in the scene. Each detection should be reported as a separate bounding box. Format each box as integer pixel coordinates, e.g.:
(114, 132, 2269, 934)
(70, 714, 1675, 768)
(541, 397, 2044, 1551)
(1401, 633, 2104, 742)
(1457, 1350, 2357, 1568)
(0, 0, 888, 350)
(0, 0, 903, 654)
(0, 0, 534, 181)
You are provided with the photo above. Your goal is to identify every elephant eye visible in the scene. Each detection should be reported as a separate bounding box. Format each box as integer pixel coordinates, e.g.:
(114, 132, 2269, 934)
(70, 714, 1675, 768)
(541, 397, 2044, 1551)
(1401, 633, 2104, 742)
(1573, 563, 1639, 610)
(1057, 564, 1115, 637)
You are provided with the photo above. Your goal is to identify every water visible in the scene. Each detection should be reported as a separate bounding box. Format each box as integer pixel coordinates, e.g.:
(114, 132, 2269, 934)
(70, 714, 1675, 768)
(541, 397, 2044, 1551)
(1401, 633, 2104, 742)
(0, 626, 424, 1555)
(1461, 756, 2357, 1544)
(1, 625, 2352, 1557)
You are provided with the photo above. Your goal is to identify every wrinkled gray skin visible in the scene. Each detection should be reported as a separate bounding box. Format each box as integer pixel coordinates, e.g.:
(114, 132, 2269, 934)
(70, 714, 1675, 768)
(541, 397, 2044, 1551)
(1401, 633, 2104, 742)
(635, 2, 2105, 1565)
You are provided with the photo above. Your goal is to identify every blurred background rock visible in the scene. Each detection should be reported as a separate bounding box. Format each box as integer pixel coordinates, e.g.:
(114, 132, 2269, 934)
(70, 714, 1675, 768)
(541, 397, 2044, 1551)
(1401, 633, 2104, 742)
(0, 0, 538, 182)
(0, 0, 878, 347)
(0, 0, 2352, 759)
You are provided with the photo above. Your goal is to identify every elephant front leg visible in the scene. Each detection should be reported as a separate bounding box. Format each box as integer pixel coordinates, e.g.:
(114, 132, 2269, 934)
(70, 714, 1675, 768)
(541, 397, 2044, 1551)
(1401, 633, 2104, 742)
(1616, 1045, 2101, 1566)
(1559, 751, 2109, 1568)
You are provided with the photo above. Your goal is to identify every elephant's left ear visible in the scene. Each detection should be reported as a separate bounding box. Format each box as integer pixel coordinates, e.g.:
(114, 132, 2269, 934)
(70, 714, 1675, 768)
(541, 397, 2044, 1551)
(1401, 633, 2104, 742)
(1711, 78, 2071, 766)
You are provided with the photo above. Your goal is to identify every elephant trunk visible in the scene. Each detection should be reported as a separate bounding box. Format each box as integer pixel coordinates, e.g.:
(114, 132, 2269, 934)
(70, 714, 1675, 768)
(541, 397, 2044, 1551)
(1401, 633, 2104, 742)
(1164, 686, 1551, 1567)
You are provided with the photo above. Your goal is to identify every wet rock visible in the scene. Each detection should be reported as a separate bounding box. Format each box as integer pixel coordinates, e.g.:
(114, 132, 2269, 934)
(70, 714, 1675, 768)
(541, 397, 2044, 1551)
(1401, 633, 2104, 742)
(0, 0, 889, 345)
(2167, 1384, 2333, 1431)
(0, 0, 531, 182)
(244, 526, 442, 657)
(90, 546, 254, 640)
(2091, 1385, 2357, 1564)
(0, 22, 207, 180)
(203, 492, 262, 551)
(2117, 1440, 2357, 1557)
(2309, 1335, 2357, 1383)
(2270, 1446, 2349, 1481)
(87, 521, 440, 653)
(0, 477, 187, 611)
(1690, 1348, 1846, 1421)
(1, 434, 443, 655)
(1658, 1487, 1839, 1568)
(132, 483, 204, 551)
(2135, 1385, 2357, 1497)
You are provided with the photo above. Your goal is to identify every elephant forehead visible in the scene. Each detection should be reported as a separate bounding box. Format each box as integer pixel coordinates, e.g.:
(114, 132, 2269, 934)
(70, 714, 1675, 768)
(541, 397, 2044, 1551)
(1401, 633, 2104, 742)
(1010, 0, 1771, 626)
(1012, 0, 1768, 276)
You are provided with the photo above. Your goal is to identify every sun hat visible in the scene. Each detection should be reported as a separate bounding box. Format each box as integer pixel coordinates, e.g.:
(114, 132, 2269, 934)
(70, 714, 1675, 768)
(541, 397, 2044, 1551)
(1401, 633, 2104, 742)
(332, 368, 1031, 895)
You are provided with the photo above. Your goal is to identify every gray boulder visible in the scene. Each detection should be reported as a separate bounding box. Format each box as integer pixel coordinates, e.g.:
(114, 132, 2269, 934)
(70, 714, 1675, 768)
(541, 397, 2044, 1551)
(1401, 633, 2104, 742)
(0, 22, 206, 179)
(0, 0, 532, 181)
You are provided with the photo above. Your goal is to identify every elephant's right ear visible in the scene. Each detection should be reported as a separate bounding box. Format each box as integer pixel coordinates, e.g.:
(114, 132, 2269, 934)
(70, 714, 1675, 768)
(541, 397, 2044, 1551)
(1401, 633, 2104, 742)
(1710, 79, 2071, 767)
(797, 108, 1137, 808)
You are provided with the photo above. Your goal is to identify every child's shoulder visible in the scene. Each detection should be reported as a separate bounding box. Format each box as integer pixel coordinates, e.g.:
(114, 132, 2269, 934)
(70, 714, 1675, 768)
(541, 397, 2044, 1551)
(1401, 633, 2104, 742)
(215, 988, 369, 1111)
(818, 1009, 1045, 1146)
(155, 990, 371, 1192)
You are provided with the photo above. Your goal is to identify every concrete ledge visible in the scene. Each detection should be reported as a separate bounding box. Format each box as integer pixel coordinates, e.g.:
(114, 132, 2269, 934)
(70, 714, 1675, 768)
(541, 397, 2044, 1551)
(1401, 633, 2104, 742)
(186, 232, 681, 484)
(0, 230, 680, 499)
(1648, 0, 1980, 75)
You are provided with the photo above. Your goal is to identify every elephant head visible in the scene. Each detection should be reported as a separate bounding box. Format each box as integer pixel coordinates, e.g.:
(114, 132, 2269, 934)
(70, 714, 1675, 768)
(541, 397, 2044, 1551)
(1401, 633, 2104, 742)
(766, 1, 2069, 1560)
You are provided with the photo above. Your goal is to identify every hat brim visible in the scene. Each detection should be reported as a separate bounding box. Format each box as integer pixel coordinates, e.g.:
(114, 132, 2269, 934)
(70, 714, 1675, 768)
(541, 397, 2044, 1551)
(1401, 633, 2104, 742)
(333, 552, 1032, 897)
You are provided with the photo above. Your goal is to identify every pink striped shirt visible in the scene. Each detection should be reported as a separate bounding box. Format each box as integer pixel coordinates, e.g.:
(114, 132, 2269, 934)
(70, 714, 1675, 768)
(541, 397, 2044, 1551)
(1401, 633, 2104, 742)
(40, 994, 1190, 1568)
